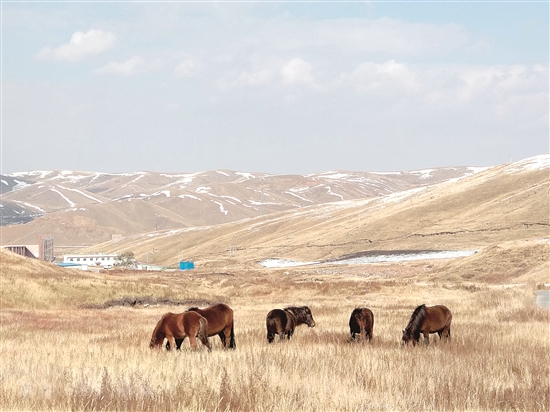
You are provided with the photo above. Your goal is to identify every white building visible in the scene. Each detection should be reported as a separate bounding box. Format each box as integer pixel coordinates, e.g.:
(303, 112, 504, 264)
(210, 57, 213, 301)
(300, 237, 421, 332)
(63, 253, 119, 269)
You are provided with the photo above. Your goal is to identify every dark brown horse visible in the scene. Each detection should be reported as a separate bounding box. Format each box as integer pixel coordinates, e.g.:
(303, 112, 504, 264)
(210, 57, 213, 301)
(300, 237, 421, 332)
(401, 304, 452, 346)
(266, 306, 316, 343)
(349, 307, 374, 342)
(171, 303, 236, 350)
(149, 311, 211, 351)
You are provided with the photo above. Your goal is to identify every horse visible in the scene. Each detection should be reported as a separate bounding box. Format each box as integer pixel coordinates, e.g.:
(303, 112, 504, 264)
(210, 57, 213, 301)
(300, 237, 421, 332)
(266, 305, 316, 343)
(349, 307, 374, 342)
(149, 311, 211, 351)
(170, 303, 236, 350)
(401, 304, 452, 346)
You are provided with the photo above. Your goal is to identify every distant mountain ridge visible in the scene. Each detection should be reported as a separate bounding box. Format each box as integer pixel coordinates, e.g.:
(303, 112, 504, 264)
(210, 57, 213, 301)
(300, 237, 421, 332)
(0, 165, 482, 247)
(85, 154, 549, 271)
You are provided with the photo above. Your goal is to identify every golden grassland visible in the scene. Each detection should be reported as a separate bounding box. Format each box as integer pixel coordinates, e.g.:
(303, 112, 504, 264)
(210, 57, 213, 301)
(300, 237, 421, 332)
(1, 249, 549, 411)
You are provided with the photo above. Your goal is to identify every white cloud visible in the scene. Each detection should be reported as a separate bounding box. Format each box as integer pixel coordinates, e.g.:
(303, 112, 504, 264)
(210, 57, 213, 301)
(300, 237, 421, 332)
(239, 68, 275, 86)
(94, 55, 163, 76)
(174, 58, 200, 77)
(343, 60, 420, 94)
(281, 58, 314, 85)
(36, 29, 115, 62)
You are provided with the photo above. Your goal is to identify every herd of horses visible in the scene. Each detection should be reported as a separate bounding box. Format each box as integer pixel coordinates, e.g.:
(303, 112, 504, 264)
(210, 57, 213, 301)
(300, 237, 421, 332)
(149, 303, 452, 351)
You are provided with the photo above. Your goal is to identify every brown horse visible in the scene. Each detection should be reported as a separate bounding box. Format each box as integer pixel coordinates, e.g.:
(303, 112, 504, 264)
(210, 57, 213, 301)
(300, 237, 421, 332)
(401, 304, 452, 346)
(349, 307, 374, 342)
(149, 311, 211, 351)
(266, 306, 316, 343)
(172, 303, 236, 350)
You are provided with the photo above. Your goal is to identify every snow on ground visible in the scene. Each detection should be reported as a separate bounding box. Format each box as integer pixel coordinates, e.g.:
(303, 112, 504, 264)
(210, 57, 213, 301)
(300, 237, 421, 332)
(260, 250, 477, 268)
(409, 169, 435, 179)
(151, 190, 170, 198)
(381, 187, 426, 203)
(15, 201, 46, 213)
(57, 185, 103, 203)
(50, 188, 76, 207)
(325, 186, 345, 201)
(235, 172, 256, 180)
(12, 180, 31, 190)
(213, 200, 228, 215)
(506, 154, 550, 173)
(285, 191, 313, 203)
(178, 194, 202, 201)
(318, 172, 350, 180)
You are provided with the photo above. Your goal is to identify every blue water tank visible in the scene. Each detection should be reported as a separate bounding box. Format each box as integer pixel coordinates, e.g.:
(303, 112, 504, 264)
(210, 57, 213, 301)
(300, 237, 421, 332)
(179, 261, 195, 270)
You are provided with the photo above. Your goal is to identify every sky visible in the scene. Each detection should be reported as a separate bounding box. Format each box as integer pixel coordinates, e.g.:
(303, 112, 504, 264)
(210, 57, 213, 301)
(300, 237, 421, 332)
(1, 1, 548, 175)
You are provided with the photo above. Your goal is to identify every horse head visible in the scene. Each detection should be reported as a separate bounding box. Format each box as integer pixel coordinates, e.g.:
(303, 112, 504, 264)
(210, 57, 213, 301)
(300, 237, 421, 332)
(149, 335, 164, 349)
(303, 307, 316, 328)
(401, 329, 414, 346)
(286, 306, 316, 328)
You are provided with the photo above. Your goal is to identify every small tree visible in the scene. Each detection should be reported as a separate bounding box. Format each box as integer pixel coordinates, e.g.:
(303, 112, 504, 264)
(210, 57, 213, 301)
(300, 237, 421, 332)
(116, 251, 137, 269)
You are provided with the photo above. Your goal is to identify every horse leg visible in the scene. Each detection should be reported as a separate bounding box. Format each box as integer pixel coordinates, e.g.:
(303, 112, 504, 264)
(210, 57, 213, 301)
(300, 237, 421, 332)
(200, 334, 212, 352)
(189, 335, 198, 350)
(218, 331, 227, 348)
(229, 323, 236, 349)
(167, 336, 177, 351)
(423, 332, 430, 345)
(267, 330, 275, 343)
(221, 327, 232, 349)
(443, 327, 451, 343)
(366, 328, 372, 342)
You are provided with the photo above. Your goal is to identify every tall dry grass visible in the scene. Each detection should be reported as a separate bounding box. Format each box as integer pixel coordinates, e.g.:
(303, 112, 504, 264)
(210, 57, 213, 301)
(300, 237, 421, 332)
(1, 266, 548, 411)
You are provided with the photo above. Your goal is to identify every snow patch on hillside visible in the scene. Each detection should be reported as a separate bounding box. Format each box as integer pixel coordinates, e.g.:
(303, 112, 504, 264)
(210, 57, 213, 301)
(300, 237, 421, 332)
(50, 188, 76, 207)
(57, 185, 103, 203)
(178, 194, 202, 201)
(506, 154, 550, 173)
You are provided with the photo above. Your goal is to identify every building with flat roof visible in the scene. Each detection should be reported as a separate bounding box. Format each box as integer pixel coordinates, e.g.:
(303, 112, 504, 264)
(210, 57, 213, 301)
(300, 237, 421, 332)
(63, 253, 119, 269)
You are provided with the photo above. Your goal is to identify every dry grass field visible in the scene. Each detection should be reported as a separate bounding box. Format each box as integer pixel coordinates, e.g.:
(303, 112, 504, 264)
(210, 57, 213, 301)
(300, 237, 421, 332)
(1, 249, 548, 411)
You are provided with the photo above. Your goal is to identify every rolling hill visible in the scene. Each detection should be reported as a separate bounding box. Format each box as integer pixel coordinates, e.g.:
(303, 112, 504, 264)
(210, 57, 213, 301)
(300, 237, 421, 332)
(81, 155, 549, 281)
(1, 166, 480, 247)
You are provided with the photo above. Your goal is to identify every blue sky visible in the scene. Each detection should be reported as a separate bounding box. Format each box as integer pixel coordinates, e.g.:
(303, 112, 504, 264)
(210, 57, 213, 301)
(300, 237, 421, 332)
(2, 1, 548, 174)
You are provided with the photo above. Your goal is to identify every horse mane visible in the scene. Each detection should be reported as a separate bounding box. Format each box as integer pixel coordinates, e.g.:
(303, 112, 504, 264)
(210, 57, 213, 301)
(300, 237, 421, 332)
(405, 304, 426, 337)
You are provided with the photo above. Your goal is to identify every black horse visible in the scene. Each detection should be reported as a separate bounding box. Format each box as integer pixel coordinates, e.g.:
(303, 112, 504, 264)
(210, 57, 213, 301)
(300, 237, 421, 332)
(266, 306, 316, 343)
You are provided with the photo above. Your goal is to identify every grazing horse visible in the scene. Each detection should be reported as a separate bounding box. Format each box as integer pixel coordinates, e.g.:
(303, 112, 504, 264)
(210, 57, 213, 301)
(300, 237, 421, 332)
(266, 305, 316, 343)
(349, 307, 374, 342)
(170, 303, 236, 350)
(401, 304, 452, 346)
(149, 311, 211, 351)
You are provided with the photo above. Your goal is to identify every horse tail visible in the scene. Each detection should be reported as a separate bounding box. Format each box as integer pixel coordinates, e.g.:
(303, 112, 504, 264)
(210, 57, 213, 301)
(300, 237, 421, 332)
(198, 317, 208, 341)
(229, 322, 236, 349)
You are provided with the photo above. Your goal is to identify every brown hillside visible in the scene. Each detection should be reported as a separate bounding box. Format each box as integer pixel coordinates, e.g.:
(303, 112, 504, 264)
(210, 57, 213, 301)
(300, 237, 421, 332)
(86, 158, 549, 278)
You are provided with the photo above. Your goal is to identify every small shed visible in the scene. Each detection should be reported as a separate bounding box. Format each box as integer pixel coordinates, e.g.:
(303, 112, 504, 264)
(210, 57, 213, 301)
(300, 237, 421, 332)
(179, 261, 195, 271)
